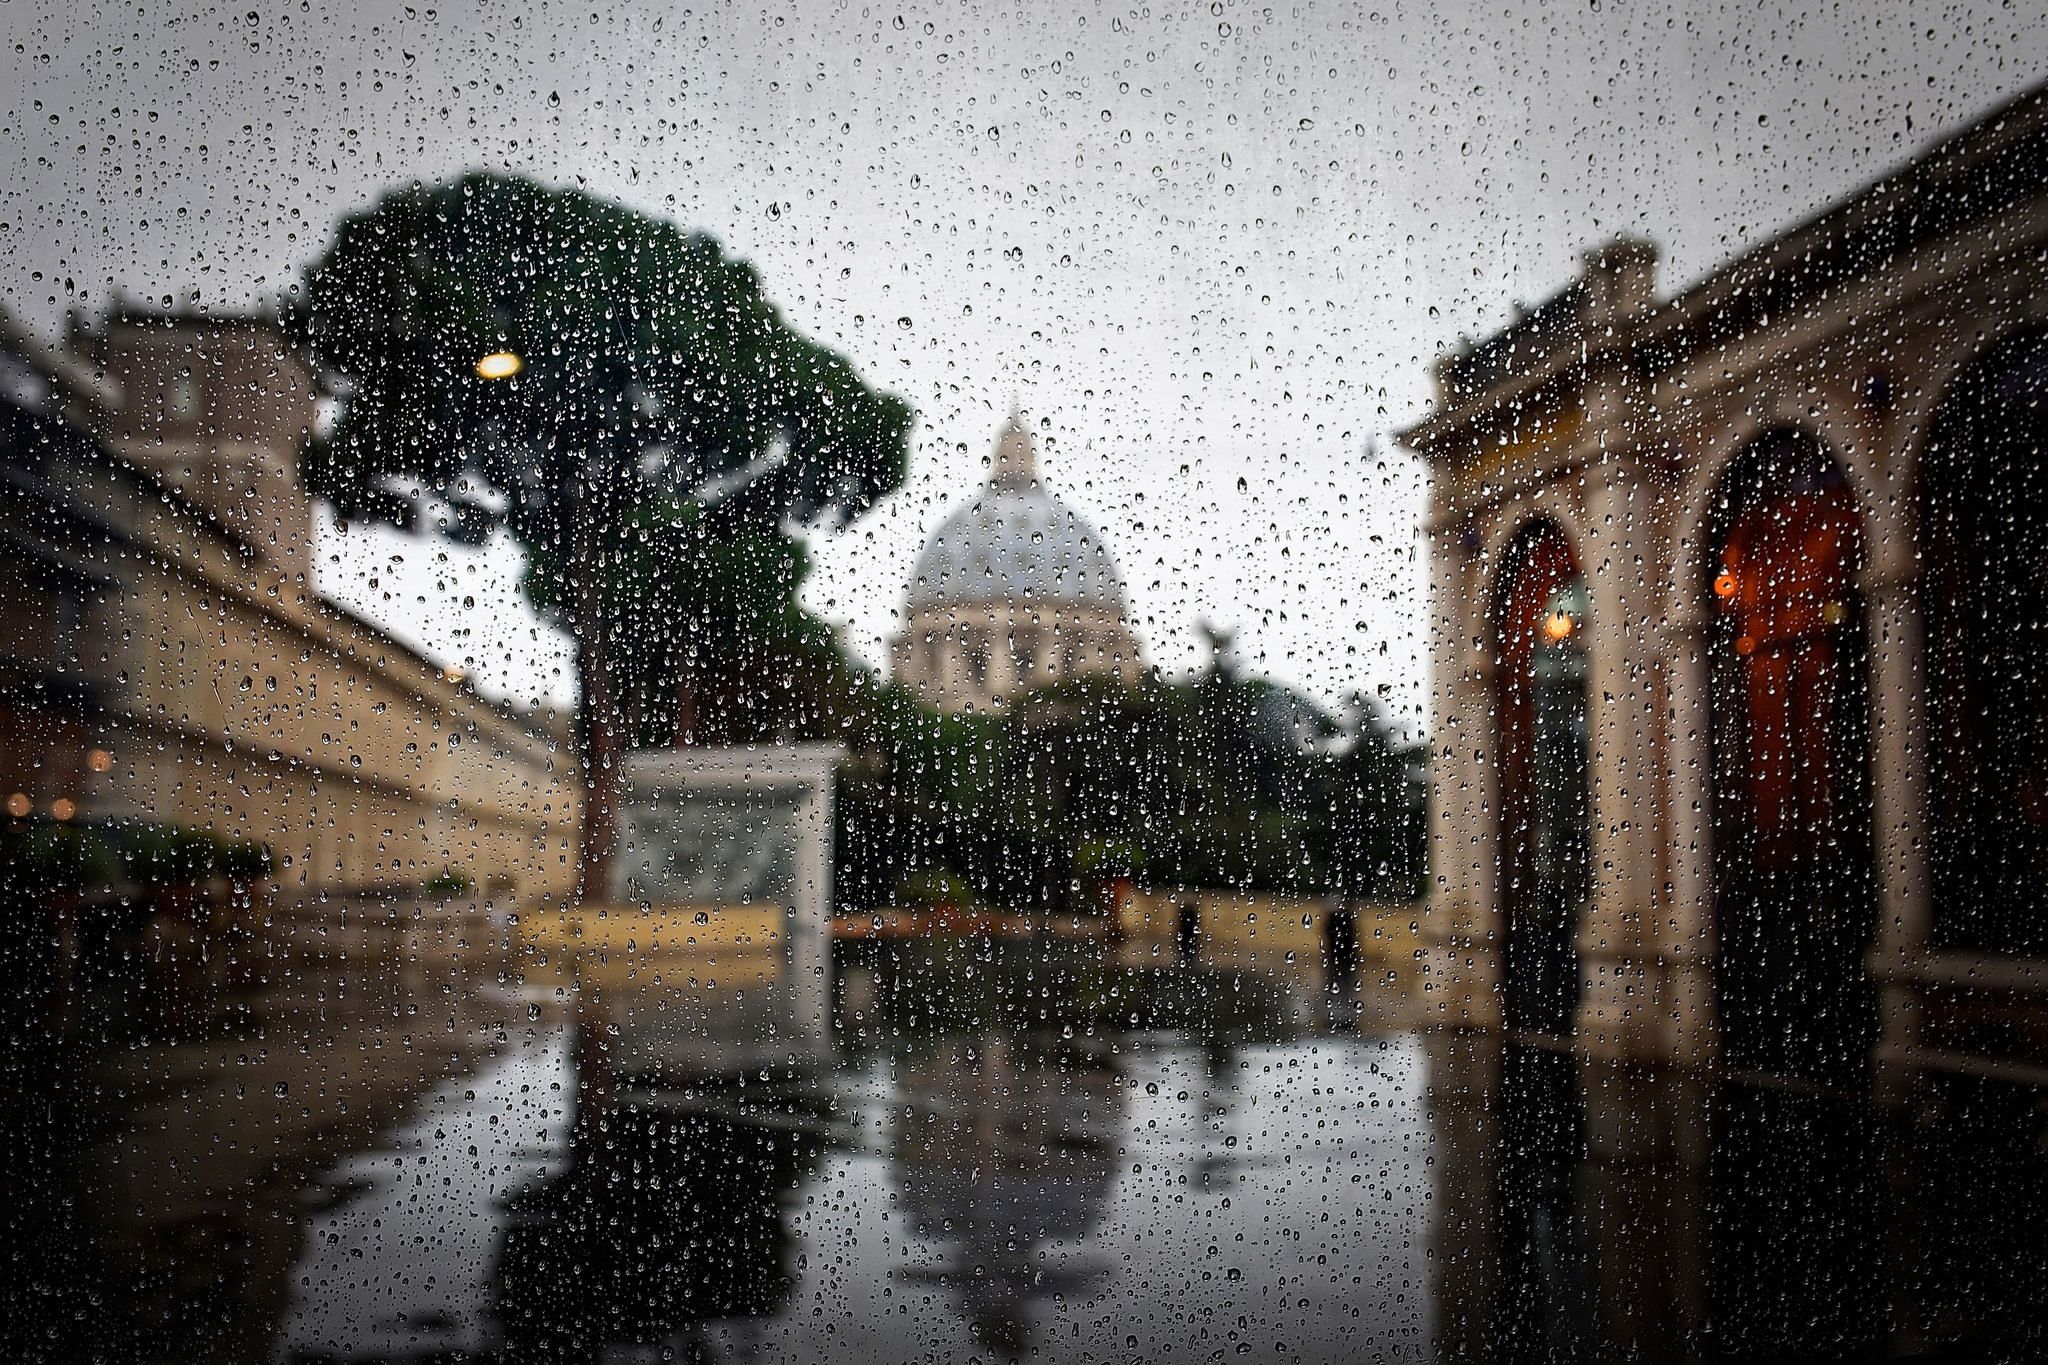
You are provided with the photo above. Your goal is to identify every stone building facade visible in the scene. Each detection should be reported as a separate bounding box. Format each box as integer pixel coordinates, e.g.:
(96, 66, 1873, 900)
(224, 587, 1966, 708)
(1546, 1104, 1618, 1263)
(1400, 88, 2048, 1090)
(82, 311, 320, 592)
(1, 311, 578, 906)
(894, 416, 1142, 713)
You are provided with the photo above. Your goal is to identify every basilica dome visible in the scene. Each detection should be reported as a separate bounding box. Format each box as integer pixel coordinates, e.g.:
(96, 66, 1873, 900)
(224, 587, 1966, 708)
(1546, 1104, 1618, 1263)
(905, 449, 1128, 615)
(894, 416, 1142, 713)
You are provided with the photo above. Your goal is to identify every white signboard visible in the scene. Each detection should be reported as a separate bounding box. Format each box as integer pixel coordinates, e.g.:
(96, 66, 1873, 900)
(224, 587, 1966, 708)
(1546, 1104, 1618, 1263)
(604, 744, 842, 1074)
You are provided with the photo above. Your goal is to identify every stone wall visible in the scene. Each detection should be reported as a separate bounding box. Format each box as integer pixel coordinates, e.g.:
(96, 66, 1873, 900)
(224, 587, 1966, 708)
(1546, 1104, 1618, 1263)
(1117, 888, 1421, 973)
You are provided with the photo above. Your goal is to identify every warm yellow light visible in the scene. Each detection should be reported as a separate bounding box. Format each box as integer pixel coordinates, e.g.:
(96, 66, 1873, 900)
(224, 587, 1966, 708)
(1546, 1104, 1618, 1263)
(1542, 611, 1576, 642)
(87, 748, 113, 773)
(50, 798, 76, 821)
(474, 350, 523, 380)
(5, 792, 29, 818)
(1713, 571, 1739, 600)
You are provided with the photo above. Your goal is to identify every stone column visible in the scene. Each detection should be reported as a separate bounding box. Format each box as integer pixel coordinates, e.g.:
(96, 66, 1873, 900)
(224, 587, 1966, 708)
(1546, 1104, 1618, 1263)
(938, 619, 963, 700)
(1658, 620, 1721, 1066)
(1865, 574, 1930, 1102)
(1424, 512, 1503, 1032)
(1575, 451, 1667, 1063)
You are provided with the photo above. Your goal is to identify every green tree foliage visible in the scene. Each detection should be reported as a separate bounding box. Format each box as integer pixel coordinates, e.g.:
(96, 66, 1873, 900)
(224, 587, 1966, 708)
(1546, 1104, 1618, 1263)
(293, 173, 913, 886)
(591, 493, 863, 749)
(834, 663, 1427, 912)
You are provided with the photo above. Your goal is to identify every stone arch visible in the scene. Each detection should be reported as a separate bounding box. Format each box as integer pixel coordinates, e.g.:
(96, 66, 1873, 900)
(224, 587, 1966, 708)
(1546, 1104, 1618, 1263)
(1489, 516, 1592, 1037)
(1886, 283, 2048, 494)
(1914, 324, 2048, 956)
(1666, 405, 1897, 632)
(1458, 495, 1598, 680)
(1700, 425, 1878, 1078)
(1477, 499, 1597, 612)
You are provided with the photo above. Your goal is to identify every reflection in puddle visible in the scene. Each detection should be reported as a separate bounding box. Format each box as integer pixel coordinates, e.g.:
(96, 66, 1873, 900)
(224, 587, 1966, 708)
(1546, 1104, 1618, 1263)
(8, 942, 2047, 1362)
(280, 1032, 573, 1361)
(886, 1035, 1122, 1356)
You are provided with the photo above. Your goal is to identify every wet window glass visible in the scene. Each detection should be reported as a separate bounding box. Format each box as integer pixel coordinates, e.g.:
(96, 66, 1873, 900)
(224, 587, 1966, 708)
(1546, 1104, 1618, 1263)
(4, 5, 2047, 1363)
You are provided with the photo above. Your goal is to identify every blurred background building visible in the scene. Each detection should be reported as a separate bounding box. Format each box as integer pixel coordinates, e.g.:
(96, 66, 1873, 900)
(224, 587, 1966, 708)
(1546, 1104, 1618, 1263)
(893, 415, 1142, 713)
(1403, 85, 2048, 1091)
(0, 308, 578, 916)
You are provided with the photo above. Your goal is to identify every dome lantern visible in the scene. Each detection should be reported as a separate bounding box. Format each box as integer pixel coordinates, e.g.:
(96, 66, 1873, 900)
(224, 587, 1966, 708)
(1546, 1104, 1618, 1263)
(989, 411, 1039, 489)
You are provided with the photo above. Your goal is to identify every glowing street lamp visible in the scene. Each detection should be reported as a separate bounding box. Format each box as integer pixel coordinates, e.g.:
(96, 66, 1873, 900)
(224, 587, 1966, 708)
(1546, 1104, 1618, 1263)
(474, 350, 523, 380)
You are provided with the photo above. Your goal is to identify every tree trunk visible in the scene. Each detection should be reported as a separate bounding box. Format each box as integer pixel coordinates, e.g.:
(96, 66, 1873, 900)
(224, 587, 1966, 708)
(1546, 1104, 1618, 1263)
(572, 553, 622, 902)
(672, 667, 699, 748)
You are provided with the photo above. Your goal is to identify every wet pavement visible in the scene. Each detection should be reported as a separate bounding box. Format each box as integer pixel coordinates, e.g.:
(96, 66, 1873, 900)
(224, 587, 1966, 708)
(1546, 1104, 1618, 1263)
(7, 938, 2048, 1363)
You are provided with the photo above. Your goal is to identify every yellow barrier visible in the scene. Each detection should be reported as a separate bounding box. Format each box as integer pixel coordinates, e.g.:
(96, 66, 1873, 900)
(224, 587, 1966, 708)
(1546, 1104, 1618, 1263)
(520, 901, 788, 956)
(1114, 889, 1424, 971)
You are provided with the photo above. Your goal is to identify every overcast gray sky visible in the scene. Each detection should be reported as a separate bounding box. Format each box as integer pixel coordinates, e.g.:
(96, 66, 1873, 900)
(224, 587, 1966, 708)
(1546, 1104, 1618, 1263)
(6, 1, 2042, 731)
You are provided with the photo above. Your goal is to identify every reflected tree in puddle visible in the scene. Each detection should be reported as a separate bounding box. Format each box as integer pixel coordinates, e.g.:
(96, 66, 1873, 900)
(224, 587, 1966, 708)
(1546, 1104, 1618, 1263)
(494, 1097, 824, 1358)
